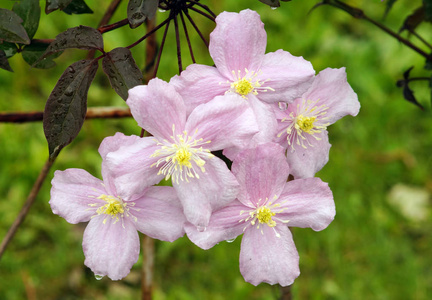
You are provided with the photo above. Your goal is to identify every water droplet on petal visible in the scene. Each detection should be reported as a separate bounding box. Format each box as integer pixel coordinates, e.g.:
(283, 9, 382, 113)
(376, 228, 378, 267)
(196, 226, 207, 232)
(95, 274, 104, 280)
(226, 238, 236, 243)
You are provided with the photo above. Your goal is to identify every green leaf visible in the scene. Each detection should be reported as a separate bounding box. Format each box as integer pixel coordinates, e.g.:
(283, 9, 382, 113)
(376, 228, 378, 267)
(102, 47, 143, 100)
(0, 42, 18, 58)
(45, 0, 74, 14)
(63, 0, 93, 15)
(0, 49, 13, 72)
(399, 6, 425, 33)
(12, 0, 41, 40)
(127, 0, 158, 29)
(22, 42, 61, 69)
(43, 59, 99, 159)
(0, 8, 30, 45)
(36, 25, 103, 64)
(258, 0, 291, 8)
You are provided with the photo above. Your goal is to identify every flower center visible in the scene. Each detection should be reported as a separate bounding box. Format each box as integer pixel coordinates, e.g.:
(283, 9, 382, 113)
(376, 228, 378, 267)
(151, 125, 213, 184)
(226, 68, 274, 98)
(87, 194, 138, 226)
(239, 197, 289, 237)
(277, 98, 330, 150)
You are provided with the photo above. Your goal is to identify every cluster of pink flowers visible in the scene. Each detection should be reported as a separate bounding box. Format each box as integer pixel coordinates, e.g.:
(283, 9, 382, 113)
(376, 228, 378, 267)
(49, 9, 360, 286)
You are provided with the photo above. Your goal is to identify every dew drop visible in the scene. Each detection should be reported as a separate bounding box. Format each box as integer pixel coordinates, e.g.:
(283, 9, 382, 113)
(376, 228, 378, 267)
(95, 274, 104, 280)
(196, 226, 207, 232)
(158, 9, 166, 13)
(226, 238, 236, 243)
(271, 7, 277, 10)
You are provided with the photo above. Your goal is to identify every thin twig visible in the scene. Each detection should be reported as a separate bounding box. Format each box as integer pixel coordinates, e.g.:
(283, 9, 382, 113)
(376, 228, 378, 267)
(0, 107, 132, 123)
(0, 158, 55, 260)
(183, 9, 209, 48)
(179, 11, 196, 63)
(174, 12, 183, 73)
(189, 6, 216, 22)
(152, 17, 172, 78)
(409, 30, 432, 50)
(279, 285, 293, 300)
(98, 18, 130, 34)
(188, 0, 217, 18)
(127, 17, 171, 50)
(141, 235, 154, 300)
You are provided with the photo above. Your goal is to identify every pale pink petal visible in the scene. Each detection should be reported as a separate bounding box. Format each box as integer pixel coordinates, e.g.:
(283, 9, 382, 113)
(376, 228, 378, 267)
(185, 94, 259, 150)
(231, 143, 289, 207)
(174, 157, 239, 228)
(304, 67, 360, 124)
(258, 50, 315, 103)
(185, 200, 247, 249)
(129, 186, 185, 242)
(83, 216, 140, 280)
(99, 133, 141, 195)
(209, 9, 266, 79)
(105, 137, 164, 197)
(284, 131, 331, 179)
(240, 225, 300, 286)
(277, 178, 335, 231)
(127, 78, 186, 140)
(50, 169, 106, 224)
(170, 64, 229, 115)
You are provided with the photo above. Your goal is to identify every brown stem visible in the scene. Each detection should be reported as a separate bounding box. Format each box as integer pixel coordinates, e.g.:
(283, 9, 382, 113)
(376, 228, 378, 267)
(98, 18, 130, 34)
(141, 235, 154, 300)
(0, 158, 55, 260)
(279, 285, 293, 300)
(0, 107, 132, 123)
(87, 0, 123, 59)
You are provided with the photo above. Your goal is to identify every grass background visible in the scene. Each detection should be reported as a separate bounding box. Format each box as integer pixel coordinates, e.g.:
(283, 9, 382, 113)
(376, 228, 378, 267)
(1, 0, 432, 299)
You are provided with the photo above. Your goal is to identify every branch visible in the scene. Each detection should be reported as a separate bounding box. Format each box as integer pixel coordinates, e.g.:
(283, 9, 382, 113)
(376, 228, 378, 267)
(0, 107, 132, 123)
(0, 158, 55, 260)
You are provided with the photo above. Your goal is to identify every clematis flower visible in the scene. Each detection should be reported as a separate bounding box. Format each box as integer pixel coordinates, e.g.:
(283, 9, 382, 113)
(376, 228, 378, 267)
(275, 67, 360, 178)
(49, 133, 186, 280)
(106, 78, 259, 228)
(170, 9, 315, 148)
(185, 143, 335, 286)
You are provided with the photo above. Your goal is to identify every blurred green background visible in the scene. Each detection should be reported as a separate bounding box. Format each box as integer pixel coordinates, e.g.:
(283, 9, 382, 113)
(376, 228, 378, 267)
(1, 0, 432, 299)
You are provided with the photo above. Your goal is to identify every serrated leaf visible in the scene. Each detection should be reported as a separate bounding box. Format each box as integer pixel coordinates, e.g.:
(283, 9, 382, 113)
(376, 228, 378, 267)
(127, 0, 158, 29)
(45, 0, 74, 14)
(36, 25, 103, 64)
(0, 49, 13, 72)
(22, 42, 61, 69)
(0, 8, 30, 45)
(12, 0, 41, 40)
(63, 0, 93, 15)
(43, 59, 98, 159)
(0, 42, 18, 58)
(396, 67, 424, 109)
(384, 0, 398, 18)
(399, 6, 425, 33)
(258, 0, 291, 8)
(102, 47, 143, 100)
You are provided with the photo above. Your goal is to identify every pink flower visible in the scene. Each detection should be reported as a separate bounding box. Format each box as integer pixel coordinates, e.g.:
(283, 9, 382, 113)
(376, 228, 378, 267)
(170, 9, 315, 148)
(185, 143, 335, 286)
(49, 133, 186, 280)
(275, 67, 360, 178)
(106, 78, 259, 228)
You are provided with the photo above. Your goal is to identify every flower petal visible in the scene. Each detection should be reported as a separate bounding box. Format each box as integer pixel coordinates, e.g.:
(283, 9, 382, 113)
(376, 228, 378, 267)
(303, 67, 360, 124)
(277, 177, 335, 231)
(284, 131, 331, 179)
(105, 137, 164, 198)
(130, 186, 186, 242)
(174, 156, 239, 228)
(231, 143, 289, 207)
(50, 169, 106, 224)
(185, 94, 259, 151)
(240, 225, 300, 286)
(127, 78, 186, 140)
(209, 9, 266, 79)
(83, 216, 140, 280)
(258, 49, 315, 103)
(185, 200, 247, 249)
(170, 64, 229, 115)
